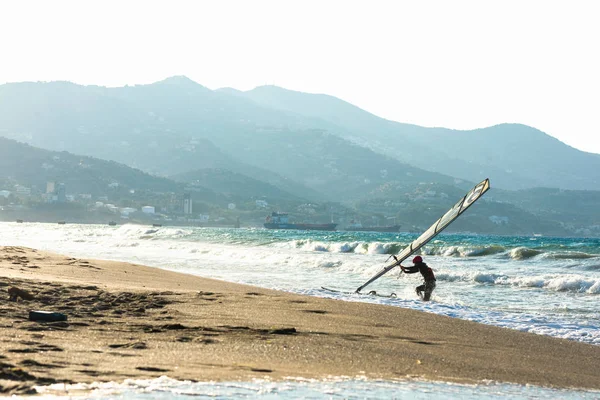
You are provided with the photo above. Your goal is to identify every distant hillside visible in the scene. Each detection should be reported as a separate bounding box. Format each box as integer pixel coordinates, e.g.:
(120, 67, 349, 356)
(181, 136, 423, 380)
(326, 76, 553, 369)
(0, 137, 182, 195)
(0, 138, 334, 225)
(0, 78, 458, 202)
(172, 168, 305, 203)
(492, 187, 600, 231)
(240, 86, 600, 191)
(2, 138, 599, 236)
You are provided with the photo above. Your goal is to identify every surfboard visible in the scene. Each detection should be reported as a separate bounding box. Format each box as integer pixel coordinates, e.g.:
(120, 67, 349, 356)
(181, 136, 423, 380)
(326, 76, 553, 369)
(354, 178, 490, 293)
(321, 287, 398, 298)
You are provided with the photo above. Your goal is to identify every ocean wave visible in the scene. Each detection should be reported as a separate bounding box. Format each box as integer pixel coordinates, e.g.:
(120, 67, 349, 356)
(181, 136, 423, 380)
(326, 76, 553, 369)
(291, 240, 403, 255)
(423, 245, 507, 258)
(112, 224, 190, 240)
(544, 252, 598, 260)
(286, 240, 514, 259)
(34, 376, 600, 400)
(293, 239, 358, 253)
(318, 261, 343, 269)
(436, 271, 600, 294)
(436, 272, 506, 284)
(509, 247, 543, 260)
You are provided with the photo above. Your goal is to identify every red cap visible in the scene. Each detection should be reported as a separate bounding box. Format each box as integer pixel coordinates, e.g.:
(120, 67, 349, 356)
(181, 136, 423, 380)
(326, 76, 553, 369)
(412, 256, 423, 263)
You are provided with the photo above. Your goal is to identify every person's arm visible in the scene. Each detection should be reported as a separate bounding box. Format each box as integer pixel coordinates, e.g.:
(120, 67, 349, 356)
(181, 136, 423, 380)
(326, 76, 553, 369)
(401, 265, 419, 273)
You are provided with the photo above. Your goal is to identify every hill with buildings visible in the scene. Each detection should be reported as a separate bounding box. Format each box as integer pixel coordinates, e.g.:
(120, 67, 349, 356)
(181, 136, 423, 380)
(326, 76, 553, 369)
(1, 137, 598, 236)
(0, 137, 234, 224)
(0, 78, 600, 235)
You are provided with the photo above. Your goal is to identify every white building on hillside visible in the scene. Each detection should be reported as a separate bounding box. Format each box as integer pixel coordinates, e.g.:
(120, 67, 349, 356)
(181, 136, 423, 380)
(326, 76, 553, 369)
(120, 207, 137, 216)
(183, 193, 193, 214)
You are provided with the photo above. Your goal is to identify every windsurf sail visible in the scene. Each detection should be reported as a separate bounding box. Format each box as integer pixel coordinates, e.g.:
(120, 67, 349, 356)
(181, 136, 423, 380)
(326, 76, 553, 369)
(355, 178, 490, 293)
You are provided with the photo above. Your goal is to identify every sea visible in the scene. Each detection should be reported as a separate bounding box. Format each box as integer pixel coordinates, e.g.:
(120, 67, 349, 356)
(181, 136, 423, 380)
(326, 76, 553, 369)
(2, 221, 599, 399)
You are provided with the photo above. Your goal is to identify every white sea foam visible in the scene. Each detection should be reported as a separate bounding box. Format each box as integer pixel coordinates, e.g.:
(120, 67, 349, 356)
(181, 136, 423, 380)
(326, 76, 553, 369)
(435, 270, 600, 294)
(32, 376, 600, 399)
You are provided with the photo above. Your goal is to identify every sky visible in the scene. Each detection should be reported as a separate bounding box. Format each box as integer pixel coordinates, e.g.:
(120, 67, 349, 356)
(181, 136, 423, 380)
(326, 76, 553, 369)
(1, 0, 599, 153)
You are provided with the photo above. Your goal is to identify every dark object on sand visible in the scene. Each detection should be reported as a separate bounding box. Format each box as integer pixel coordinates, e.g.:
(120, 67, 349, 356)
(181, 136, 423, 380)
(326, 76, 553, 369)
(29, 311, 68, 322)
(268, 327, 297, 335)
(8, 287, 35, 301)
(58, 221, 66, 225)
(16, 219, 24, 223)
(108, 221, 117, 226)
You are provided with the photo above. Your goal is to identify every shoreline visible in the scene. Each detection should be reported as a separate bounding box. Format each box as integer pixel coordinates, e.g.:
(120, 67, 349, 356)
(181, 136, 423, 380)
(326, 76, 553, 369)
(2, 245, 600, 395)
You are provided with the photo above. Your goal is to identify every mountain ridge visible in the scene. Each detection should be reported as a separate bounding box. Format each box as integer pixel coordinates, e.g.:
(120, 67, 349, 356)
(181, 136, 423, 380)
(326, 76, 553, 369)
(2, 76, 600, 195)
(237, 84, 600, 190)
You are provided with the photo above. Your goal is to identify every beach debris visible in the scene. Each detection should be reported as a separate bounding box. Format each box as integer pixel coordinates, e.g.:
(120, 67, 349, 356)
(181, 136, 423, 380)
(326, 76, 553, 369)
(0, 360, 56, 395)
(8, 287, 34, 301)
(0, 382, 37, 396)
(136, 366, 170, 372)
(109, 341, 148, 349)
(28, 311, 68, 322)
(0, 363, 37, 382)
(268, 327, 297, 335)
(161, 323, 187, 330)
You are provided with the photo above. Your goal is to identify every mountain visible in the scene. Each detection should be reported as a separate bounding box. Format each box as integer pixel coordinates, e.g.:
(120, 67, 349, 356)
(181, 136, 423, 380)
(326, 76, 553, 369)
(0, 78, 459, 202)
(240, 85, 600, 191)
(0, 137, 182, 196)
(4, 78, 599, 195)
(1, 138, 597, 236)
(172, 168, 305, 203)
(0, 137, 345, 226)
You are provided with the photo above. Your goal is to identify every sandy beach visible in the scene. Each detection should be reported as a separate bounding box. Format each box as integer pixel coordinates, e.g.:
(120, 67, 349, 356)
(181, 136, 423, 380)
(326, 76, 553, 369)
(1, 245, 600, 396)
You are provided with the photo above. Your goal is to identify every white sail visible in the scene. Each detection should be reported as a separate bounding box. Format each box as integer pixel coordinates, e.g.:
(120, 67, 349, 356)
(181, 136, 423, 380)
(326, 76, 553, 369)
(355, 178, 490, 293)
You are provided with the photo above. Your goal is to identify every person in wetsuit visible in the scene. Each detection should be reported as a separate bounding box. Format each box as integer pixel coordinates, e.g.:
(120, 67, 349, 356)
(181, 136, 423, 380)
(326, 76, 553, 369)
(400, 256, 436, 301)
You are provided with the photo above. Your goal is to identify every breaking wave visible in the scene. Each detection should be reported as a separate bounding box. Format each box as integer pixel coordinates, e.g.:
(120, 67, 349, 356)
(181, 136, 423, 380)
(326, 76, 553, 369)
(291, 240, 403, 255)
(436, 271, 600, 294)
(509, 247, 543, 260)
(544, 252, 598, 260)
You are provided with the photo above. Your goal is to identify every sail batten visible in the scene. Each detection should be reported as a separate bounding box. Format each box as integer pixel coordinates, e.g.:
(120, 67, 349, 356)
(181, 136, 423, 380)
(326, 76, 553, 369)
(355, 178, 490, 293)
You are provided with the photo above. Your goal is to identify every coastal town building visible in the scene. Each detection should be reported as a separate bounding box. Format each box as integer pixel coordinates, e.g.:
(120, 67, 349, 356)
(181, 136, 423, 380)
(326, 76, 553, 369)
(15, 185, 31, 196)
(255, 200, 268, 208)
(183, 193, 193, 214)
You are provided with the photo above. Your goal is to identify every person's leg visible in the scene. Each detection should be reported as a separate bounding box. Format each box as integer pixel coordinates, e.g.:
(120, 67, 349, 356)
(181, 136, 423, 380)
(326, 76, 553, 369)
(416, 284, 425, 299)
(423, 281, 436, 301)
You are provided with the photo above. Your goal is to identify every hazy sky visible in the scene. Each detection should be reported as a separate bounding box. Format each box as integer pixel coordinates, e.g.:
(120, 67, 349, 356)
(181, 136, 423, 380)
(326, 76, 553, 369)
(2, 0, 599, 153)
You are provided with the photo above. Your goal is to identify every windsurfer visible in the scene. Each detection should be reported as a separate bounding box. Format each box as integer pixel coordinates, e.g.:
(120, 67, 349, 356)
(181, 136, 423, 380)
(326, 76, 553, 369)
(400, 256, 436, 301)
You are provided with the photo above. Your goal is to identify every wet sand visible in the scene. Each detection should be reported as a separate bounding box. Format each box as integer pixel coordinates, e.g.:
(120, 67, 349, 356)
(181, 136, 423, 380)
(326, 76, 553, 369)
(1, 245, 600, 395)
